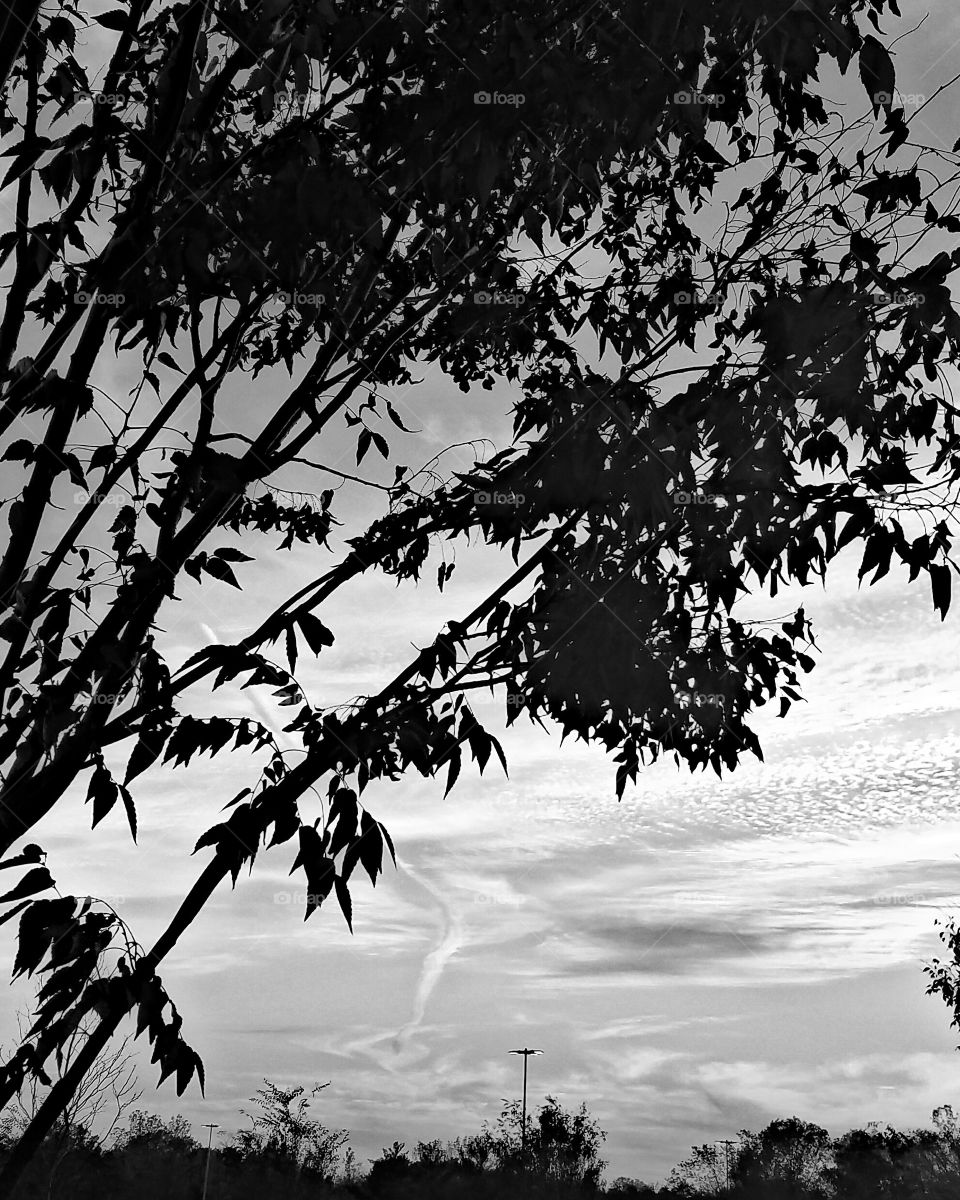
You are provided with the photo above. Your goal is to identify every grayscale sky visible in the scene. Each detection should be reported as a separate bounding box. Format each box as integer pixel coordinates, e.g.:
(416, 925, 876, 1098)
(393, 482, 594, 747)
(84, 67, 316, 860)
(4, 2, 960, 1186)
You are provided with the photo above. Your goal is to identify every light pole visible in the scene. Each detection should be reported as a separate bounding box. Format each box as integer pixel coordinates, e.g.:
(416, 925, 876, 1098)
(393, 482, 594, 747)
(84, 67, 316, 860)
(509, 1048, 543, 1172)
(201, 1123, 219, 1200)
(715, 1138, 739, 1190)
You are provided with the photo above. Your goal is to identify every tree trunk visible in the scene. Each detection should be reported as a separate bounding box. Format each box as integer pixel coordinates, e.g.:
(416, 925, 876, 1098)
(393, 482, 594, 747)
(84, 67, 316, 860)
(0, 0, 42, 94)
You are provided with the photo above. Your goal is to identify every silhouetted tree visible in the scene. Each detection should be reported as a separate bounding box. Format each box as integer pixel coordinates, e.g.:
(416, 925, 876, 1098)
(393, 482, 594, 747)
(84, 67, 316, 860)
(484, 1096, 607, 1191)
(105, 1110, 202, 1200)
(113, 1108, 198, 1155)
(666, 1142, 729, 1196)
(605, 1178, 659, 1199)
(366, 1140, 413, 1196)
(827, 1115, 960, 1200)
(2, 1, 958, 1190)
(230, 1079, 350, 1183)
(731, 1117, 831, 1197)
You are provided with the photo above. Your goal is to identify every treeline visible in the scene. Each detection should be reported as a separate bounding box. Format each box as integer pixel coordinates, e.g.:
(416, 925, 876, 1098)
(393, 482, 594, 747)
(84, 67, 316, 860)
(3, 1081, 960, 1199)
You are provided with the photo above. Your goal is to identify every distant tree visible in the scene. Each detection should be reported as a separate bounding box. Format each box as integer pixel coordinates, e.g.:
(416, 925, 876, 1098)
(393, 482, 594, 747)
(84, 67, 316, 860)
(731, 1117, 831, 1197)
(105, 1110, 202, 1200)
(486, 1095, 607, 1191)
(666, 1142, 729, 1196)
(827, 1122, 940, 1200)
(113, 1108, 198, 1155)
(414, 1138, 447, 1168)
(927, 1105, 960, 1184)
(605, 1177, 659, 1199)
(5, 1, 960, 1192)
(447, 1131, 495, 1173)
(230, 1079, 350, 1182)
(366, 1140, 413, 1196)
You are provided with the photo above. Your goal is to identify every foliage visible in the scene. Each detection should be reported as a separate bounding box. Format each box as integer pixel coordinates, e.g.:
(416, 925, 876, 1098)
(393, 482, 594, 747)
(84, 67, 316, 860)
(1, 0, 960, 1183)
(229, 1079, 350, 1181)
(3, 1094, 960, 1199)
(666, 1141, 729, 1196)
(731, 1117, 832, 1196)
(113, 1108, 198, 1154)
(606, 1180, 660, 1199)
(484, 1096, 607, 1189)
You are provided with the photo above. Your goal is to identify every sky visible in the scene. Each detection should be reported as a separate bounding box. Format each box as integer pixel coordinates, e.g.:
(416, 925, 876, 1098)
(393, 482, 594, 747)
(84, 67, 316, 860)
(5, 1, 960, 1189)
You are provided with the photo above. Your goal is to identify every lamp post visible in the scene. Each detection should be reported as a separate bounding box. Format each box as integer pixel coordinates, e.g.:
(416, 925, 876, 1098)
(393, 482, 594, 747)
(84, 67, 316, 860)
(201, 1123, 219, 1200)
(715, 1138, 739, 1190)
(509, 1048, 543, 1172)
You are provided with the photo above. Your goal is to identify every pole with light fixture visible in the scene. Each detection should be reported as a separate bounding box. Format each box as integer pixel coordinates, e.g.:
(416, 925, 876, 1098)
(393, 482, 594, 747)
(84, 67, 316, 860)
(201, 1123, 219, 1200)
(509, 1048, 543, 1173)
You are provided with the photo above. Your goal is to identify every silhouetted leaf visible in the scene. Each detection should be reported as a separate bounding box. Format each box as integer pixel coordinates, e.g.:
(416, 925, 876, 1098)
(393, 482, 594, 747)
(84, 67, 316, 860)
(119, 784, 137, 843)
(202, 558, 242, 589)
(334, 875, 353, 932)
(94, 8, 128, 30)
(931, 563, 952, 619)
(123, 727, 170, 785)
(297, 612, 335, 654)
(859, 35, 895, 116)
(0, 867, 55, 904)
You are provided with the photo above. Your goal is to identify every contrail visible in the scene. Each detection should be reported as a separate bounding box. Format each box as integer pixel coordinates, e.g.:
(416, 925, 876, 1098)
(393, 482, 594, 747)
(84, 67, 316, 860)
(203, 623, 463, 1056)
(392, 859, 463, 1055)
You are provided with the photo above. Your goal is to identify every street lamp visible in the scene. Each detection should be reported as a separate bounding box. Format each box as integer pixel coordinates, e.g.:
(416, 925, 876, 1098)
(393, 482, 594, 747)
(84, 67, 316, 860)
(509, 1048, 543, 1171)
(714, 1138, 740, 1190)
(201, 1123, 219, 1200)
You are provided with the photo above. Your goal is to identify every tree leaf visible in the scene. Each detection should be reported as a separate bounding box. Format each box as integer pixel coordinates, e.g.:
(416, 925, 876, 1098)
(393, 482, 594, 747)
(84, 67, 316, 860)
(87, 761, 118, 828)
(297, 611, 335, 654)
(931, 563, 952, 620)
(0, 867, 55, 904)
(357, 812, 383, 886)
(859, 35, 895, 117)
(202, 557, 242, 588)
(356, 428, 372, 464)
(334, 875, 353, 932)
(385, 400, 415, 432)
(94, 9, 128, 30)
(119, 784, 138, 843)
(443, 746, 461, 797)
(123, 727, 170, 785)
